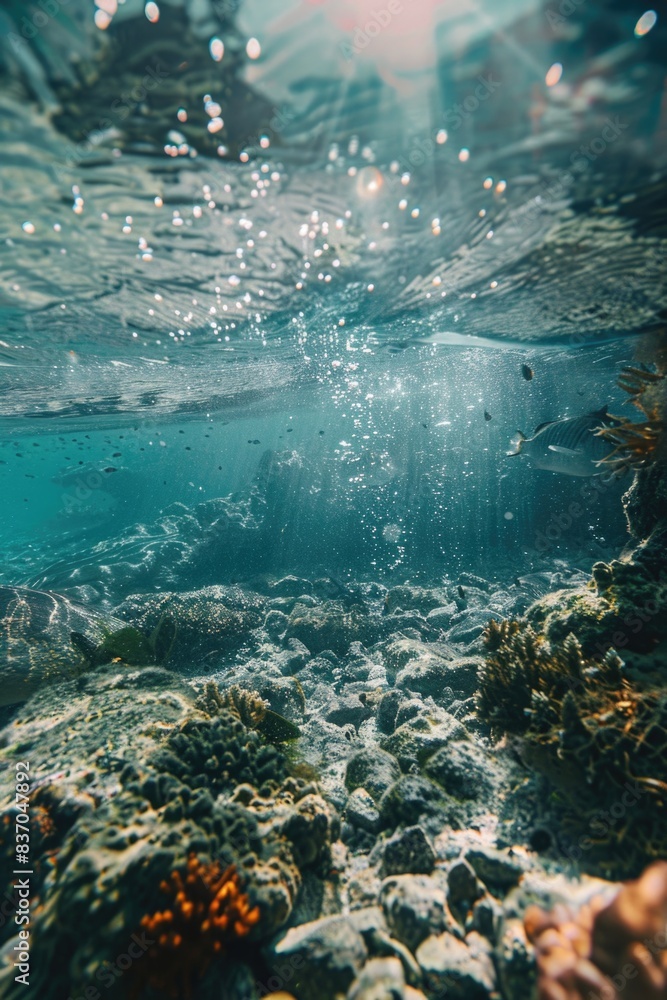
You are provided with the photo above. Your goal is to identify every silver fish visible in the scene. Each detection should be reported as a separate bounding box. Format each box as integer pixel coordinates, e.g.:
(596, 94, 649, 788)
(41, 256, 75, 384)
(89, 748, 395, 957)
(507, 406, 617, 476)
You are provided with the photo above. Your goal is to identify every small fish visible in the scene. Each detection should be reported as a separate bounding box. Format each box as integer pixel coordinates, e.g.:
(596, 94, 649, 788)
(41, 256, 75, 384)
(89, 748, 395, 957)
(507, 406, 618, 477)
(103, 467, 117, 473)
(484, 410, 492, 421)
(458, 585, 466, 600)
(522, 364, 534, 381)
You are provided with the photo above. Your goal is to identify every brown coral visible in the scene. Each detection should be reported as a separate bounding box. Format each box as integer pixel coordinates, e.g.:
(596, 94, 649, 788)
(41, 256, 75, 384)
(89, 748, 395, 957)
(195, 681, 267, 729)
(525, 861, 667, 1000)
(134, 854, 260, 999)
(595, 365, 665, 473)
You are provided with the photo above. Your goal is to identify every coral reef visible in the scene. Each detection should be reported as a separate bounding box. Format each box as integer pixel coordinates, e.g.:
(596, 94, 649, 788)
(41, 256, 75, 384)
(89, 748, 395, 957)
(134, 855, 260, 999)
(0, 668, 336, 1000)
(595, 365, 665, 475)
(525, 861, 667, 1000)
(196, 681, 268, 729)
(477, 619, 667, 874)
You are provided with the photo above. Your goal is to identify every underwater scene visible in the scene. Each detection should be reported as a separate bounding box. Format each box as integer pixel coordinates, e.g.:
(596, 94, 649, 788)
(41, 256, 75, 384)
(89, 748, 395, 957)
(1, 0, 667, 997)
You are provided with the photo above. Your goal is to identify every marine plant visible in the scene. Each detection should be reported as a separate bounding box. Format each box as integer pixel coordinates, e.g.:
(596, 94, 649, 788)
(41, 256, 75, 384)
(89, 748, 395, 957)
(477, 618, 667, 873)
(595, 365, 665, 473)
(133, 854, 260, 1000)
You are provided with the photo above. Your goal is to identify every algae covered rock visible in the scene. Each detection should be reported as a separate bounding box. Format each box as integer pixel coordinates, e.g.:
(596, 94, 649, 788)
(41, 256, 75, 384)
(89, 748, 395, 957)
(0, 584, 127, 706)
(379, 874, 455, 953)
(114, 585, 266, 667)
(285, 601, 379, 657)
(416, 930, 496, 999)
(268, 915, 368, 1000)
(379, 708, 467, 771)
(345, 748, 402, 802)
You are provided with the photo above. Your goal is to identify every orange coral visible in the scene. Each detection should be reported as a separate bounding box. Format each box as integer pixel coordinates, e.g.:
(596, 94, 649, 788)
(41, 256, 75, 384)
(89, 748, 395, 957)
(134, 855, 260, 999)
(525, 861, 667, 1000)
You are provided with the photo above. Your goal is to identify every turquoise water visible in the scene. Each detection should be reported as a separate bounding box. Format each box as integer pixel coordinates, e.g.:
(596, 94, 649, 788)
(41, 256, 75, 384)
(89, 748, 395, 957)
(1, 5, 666, 1000)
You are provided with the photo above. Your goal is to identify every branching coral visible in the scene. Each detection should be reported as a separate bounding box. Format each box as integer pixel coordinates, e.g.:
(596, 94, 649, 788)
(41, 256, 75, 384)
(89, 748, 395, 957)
(195, 681, 267, 729)
(134, 854, 260, 999)
(477, 619, 590, 736)
(525, 861, 667, 1000)
(477, 619, 667, 872)
(595, 366, 665, 473)
(194, 681, 301, 744)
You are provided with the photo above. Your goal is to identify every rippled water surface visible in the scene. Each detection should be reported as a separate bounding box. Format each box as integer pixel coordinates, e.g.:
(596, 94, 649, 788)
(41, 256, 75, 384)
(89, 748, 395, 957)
(0, 0, 665, 587)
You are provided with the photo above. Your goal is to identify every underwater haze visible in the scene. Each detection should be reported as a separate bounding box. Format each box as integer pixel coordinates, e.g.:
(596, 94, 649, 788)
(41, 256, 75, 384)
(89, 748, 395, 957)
(1, 1, 667, 999)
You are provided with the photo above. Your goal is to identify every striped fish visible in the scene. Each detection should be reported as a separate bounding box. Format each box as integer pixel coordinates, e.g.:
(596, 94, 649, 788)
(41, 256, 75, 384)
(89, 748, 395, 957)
(507, 406, 618, 476)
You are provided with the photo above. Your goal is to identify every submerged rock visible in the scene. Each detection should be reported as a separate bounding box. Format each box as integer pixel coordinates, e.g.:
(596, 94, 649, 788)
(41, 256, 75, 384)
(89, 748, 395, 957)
(346, 748, 402, 803)
(114, 585, 265, 667)
(285, 601, 379, 657)
(382, 826, 436, 876)
(268, 916, 368, 1000)
(379, 874, 456, 952)
(347, 957, 405, 1000)
(0, 584, 126, 706)
(416, 930, 496, 999)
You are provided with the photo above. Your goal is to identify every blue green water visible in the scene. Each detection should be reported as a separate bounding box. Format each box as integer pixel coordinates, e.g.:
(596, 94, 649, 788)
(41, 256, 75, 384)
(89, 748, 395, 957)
(0, 0, 665, 605)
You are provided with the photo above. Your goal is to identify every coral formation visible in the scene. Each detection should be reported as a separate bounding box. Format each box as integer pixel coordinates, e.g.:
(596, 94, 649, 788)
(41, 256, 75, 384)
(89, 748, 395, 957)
(477, 619, 667, 873)
(0, 666, 335, 1000)
(195, 681, 301, 743)
(134, 855, 260, 999)
(196, 681, 268, 729)
(595, 365, 665, 474)
(525, 861, 667, 1000)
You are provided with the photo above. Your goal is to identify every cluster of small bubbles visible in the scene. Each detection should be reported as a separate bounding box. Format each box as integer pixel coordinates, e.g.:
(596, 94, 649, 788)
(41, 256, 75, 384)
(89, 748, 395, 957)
(138, 236, 153, 262)
(545, 62, 563, 87)
(122, 215, 132, 234)
(634, 9, 657, 35)
(209, 37, 224, 61)
(72, 186, 84, 215)
(94, 0, 117, 30)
